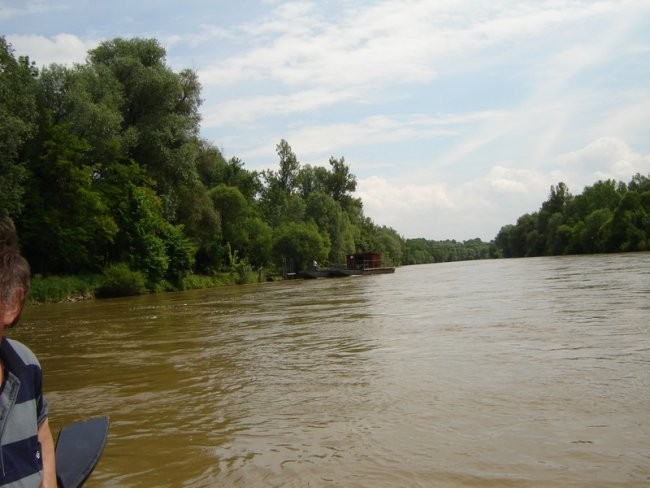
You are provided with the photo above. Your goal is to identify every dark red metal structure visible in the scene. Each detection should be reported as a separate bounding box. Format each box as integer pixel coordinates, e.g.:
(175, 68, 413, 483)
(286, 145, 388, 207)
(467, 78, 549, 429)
(346, 252, 383, 270)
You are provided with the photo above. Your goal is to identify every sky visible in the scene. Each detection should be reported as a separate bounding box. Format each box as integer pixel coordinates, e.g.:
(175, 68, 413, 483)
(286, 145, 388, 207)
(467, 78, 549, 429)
(2, 0, 650, 241)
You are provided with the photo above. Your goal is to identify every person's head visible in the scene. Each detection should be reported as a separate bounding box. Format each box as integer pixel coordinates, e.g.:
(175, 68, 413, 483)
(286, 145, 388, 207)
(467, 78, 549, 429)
(0, 217, 30, 330)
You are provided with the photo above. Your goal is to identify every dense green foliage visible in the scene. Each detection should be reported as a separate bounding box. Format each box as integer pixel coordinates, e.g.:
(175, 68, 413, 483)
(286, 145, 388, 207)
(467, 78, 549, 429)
(495, 175, 650, 257)
(1, 37, 407, 296)
(0, 37, 38, 216)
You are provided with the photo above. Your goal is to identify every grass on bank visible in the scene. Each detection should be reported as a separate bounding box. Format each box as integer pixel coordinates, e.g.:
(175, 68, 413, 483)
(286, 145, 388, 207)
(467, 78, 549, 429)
(28, 275, 100, 304)
(27, 266, 267, 304)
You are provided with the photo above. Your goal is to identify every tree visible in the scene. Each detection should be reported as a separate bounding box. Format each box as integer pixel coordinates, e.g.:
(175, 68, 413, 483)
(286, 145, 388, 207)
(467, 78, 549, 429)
(543, 182, 572, 215)
(296, 164, 330, 199)
(199, 149, 261, 203)
(375, 226, 404, 265)
(0, 37, 38, 216)
(238, 216, 273, 268)
(87, 38, 203, 219)
(628, 173, 650, 194)
(517, 213, 537, 257)
(275, 139, 300, 193)
(535, 182, 572, 254)
(273, 221, 329, 271)
(258, 172, 306, 228)
(570, 179, 622, 219)
(209, 184, 248, 248)
(327, 156, 357, 202)
(196, 141, 227, 189)
(305, 191, 355, 264)
(576, 208, 611, 253)
(545, 212, 567, 254)
(605, 191, 648, 252)
(111, 183, 195, 288)
(174, 182, 221, 270)
(19, 125, 118, 274)
(162, 223, 196, 286)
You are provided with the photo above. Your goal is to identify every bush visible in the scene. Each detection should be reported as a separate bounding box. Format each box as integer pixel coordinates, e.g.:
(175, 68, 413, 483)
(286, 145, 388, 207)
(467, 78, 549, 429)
(96, 263, 147, 298)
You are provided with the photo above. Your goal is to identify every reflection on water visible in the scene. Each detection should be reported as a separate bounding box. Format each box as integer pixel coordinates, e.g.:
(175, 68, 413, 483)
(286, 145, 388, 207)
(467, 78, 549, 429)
(13, 253, 650, 487)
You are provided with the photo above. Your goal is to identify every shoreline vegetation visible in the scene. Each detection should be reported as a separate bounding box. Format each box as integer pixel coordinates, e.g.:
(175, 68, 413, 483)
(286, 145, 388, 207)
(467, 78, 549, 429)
(3, 37, 649, 304)
(27, 271, 260, 304)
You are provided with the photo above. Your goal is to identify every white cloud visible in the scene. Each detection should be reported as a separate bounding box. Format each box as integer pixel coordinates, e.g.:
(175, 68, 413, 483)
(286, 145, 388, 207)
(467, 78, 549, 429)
(201, 88, 355, 128)
(199, 0, 648, 154)
(357, 175, 458, 239)
(358, 175, 452, 211)
(485, 166, 542, 195)
(199, 0, 633, 89)
(556, 137, 650, 186)
(7, 33, 97, 66)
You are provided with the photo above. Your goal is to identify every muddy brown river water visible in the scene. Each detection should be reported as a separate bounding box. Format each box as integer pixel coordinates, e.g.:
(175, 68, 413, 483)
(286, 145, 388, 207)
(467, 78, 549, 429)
(12, 253, 650, 487)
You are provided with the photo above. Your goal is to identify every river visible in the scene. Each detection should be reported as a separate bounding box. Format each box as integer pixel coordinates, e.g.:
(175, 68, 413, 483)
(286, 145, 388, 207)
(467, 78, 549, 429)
(12, 253, 650, 487)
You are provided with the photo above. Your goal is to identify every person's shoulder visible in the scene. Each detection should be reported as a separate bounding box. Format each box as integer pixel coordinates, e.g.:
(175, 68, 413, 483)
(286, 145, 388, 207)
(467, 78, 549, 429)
(2, 337, 41, 367)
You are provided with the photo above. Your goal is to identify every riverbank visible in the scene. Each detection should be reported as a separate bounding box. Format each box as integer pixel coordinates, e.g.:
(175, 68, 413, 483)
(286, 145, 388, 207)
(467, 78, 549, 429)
(27, 271, 265, 304)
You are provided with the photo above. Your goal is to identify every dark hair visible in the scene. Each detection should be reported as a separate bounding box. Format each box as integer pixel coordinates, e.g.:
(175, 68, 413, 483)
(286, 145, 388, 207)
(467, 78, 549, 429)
(0, 217, 31, 307)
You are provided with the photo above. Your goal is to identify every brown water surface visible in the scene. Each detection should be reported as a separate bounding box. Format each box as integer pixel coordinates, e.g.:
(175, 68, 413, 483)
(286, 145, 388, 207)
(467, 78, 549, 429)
(13, 254, 650, 487)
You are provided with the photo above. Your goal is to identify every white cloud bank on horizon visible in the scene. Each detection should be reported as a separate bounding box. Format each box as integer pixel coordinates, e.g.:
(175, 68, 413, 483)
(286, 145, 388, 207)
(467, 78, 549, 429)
(358, 137, 650, 241)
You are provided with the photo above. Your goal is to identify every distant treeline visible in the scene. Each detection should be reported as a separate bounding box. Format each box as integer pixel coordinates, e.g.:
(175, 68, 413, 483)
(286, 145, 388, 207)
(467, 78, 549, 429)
(397, 175, 650, 265)
(1, 36, 408, 294)
(404, 238, 498, 264)
(495, 175, 650, 257)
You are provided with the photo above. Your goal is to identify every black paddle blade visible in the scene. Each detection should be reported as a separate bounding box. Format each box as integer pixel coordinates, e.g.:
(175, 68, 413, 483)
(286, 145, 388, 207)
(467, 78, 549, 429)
(55, 416, 109, 488)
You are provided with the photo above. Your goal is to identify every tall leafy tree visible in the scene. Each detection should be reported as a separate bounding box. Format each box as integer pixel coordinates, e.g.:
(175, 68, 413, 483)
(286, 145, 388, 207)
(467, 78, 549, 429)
(21, 60, 127, 274)
(259, 142, 306, 228)
(87, 38, 203, 219)
(174, 182, 221, 267)
(605, 191, 647, 252)
(275, 139, 300, 193)
(628, 173, 650, 193)
(20, 125, 118, 274)
(570, 179, 623, 218)
(295, 164, 330, 199)
(273, 221, 329, 271)
(304, 191, 354, 264)
(0, 37, 38, 216)
(375, 226, 404, 265)
(239, 216, 273, 268)
(327, 156, 357, 202)
(209, 184, 248, 248)
(573, 208, 612, 253)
